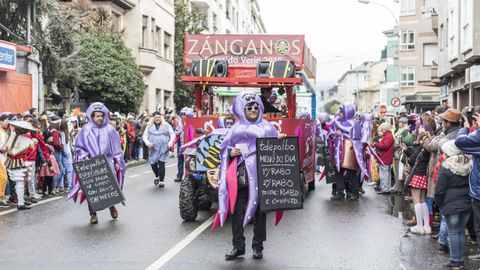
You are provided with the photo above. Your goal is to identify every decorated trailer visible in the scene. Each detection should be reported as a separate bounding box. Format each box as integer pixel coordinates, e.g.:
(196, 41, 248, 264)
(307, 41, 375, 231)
(179, 34, 317, 222)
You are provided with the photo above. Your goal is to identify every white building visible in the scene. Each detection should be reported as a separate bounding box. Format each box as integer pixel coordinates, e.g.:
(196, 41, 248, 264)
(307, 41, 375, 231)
(336, 62, 372, 106)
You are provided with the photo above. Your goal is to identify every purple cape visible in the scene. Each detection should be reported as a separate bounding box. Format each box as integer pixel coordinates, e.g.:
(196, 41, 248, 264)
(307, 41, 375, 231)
(68, 102, 126, 203)
(214, 91, 278, 229)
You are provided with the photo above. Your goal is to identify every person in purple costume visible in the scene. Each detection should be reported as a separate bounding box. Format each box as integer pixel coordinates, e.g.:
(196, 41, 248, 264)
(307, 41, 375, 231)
(68, 102, 126, 224)
(212, 91, 285, 261)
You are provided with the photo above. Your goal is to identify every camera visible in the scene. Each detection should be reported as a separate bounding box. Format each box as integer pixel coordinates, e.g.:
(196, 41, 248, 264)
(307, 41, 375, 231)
(462, 106, 474, 126)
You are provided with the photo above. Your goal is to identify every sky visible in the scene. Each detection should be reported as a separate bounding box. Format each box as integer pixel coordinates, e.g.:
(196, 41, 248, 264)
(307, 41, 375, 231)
(258, 0, 400, 90)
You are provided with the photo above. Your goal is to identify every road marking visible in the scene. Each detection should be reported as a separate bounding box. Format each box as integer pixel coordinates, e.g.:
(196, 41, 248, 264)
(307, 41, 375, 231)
(0, 196, 63, 216)
(145, 214, 215, 270)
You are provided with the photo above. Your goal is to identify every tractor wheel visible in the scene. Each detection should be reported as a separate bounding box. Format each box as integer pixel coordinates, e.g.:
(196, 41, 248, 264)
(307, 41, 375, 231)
(179, 178, 198, 222)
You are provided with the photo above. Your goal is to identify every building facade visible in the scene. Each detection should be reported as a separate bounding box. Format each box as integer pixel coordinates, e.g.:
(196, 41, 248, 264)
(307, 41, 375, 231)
(398, 0, 440, 113)
(68, 0, 175, 114)
(337, 62, 372, 106)
(436, 0, 480, 109)
(356, 60, 387, 113)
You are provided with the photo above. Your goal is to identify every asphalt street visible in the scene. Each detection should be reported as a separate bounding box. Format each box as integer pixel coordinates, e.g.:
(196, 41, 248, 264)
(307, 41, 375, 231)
(1, 158, 480, 270)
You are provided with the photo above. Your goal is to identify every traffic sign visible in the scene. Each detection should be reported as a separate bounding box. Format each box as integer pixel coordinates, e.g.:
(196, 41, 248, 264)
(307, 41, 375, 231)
(391, 97, 401, 107)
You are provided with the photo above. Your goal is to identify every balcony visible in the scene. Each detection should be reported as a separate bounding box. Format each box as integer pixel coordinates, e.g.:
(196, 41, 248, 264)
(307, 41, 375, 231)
(430, 66, 441, 85)
(191, 0, 210, 8)
(92, 0, 135, 9)
(431, 13, 438, 34)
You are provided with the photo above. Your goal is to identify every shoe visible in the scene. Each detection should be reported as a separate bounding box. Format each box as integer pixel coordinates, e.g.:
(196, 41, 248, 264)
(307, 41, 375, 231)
(90, 213, 98, 224)
(439, 244, 449, 253)
(30, 197, 38, 204)
(424, 226, 432, 235)
(376, 190, 391, 195)
(348, 195, 359, 201)
(109, 206, 118, 220)
(432, 233, 440, 240)
(225, 248, 245, 261)
(406, 218, 417, 226)
(468, 253, 480, 261)
(158, 182, 165, 188)
(410, 226, 425, 235)
(17, 205, 31, 210)
(442, 260, 463, 269)
(10, 198, 17, 205)
(0, 200, 10, 208)
(154, 177, 160, 186)
(330, 194, 345, 201)
(58, 189, 64, 194)
(253, 249, 263, 259)
(360, 188, 365, 194)
(368, 181, 377, 186)
(174, 177, 182, 182)
(24, 199, 32, 206)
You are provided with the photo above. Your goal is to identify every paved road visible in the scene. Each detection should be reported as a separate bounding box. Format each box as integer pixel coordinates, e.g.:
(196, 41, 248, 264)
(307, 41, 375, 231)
(1, 158, 479, 270)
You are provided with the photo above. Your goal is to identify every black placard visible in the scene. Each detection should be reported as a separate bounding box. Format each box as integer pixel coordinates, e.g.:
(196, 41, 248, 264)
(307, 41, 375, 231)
(322, 140, 342, 184)
(73, 155, 125, 212)
(256, 137, 303, 212)
(316, 139, 326, 166)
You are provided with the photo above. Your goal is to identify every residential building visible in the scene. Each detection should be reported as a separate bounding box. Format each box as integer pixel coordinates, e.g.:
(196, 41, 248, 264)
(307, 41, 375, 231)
(398, 0, 440, 113)
(436, 0, 480, 109)
(337, 62, 372, 106)
(62, 0, 175, 113)
(380, 29, 402, 113)
(355, 60, 387, 113)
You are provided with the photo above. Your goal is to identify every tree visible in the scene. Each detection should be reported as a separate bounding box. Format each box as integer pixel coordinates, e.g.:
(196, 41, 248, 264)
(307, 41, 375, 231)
(173, 1, 204, 111)
(78, 30, 144, 113)
(324, 100, 341, 115)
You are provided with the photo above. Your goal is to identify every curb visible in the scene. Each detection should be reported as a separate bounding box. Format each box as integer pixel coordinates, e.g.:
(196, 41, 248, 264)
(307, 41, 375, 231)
(126, 159, 148, 169)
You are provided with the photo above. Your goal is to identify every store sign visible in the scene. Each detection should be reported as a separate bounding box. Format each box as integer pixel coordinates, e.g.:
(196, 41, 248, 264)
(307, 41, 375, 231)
(184, 34, 306, 69)
(0, 40, 16, 71)
(421, 6, 435, 19)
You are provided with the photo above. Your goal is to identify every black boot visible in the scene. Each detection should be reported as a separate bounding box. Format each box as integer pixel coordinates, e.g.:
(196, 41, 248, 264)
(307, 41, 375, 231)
(330, 194, 345, 201)
(225, 248, 245, 261)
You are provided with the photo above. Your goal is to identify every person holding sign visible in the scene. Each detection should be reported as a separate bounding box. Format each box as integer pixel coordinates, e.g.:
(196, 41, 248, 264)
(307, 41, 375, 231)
(142, 112, 175, 187)
(212, 91, 285, 261)
(69, 102, 126, 224)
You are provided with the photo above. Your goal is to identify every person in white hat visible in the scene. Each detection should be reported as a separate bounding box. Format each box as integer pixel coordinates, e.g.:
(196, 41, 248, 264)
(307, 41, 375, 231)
(0, 121, 37, 210)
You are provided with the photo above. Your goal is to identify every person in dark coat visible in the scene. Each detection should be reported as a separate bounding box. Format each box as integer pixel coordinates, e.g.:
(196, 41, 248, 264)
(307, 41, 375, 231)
(455, 105, 480, 260)
(260, 88, 281, 114)
(435, 140, 471, 269)
(405, 131, 432, 235)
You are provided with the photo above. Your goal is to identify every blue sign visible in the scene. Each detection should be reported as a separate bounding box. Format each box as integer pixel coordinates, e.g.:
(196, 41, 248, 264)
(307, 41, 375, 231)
(0, 40, 16, 71)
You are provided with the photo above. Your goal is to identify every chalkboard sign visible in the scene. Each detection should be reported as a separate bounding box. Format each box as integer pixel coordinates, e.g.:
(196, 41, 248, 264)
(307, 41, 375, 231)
(256, 137, 303, 212)
(322, 141, 343, 184)
(73, 155, 125, 212)
(316, 139, 326, 166)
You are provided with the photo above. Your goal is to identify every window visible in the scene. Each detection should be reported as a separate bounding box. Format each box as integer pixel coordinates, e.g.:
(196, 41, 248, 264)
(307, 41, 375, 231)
(400, 30, 415, 50)
(164, 32, 172, 60)
(226, 0, 231, 18)
(151, 18, 155, 49)
(142, 15, 148, 48)
(401, 66, 415, 87)
(448, 1, 458, 60)
(155, 26, 161, 53)
(112, 12, 121, 31)
(400, 0, 415, 16)
(460, 0, 473, 52)
(213, 13, 217, 32)
(439, 23, 444, 50)
(423, 44, 438, 66)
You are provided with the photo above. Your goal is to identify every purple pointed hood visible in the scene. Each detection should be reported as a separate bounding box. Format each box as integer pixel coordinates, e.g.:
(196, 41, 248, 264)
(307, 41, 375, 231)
(232, 91, 264, 125)
(86, 102, 110, 128)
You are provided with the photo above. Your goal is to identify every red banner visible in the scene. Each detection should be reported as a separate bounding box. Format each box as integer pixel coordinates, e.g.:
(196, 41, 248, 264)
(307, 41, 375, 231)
(184, 34, 305, 69)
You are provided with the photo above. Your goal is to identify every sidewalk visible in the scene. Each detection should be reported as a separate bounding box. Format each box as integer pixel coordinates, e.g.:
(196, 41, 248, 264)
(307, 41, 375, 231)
(0, 159, 148, 213)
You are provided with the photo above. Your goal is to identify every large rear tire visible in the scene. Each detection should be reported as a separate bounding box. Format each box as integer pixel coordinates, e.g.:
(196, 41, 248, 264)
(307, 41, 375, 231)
(179, 178, 198, 222)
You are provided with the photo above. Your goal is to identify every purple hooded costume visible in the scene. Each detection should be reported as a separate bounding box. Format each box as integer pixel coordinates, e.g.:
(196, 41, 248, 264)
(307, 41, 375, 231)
(68, 102, 126, 204)
(331, 104, 356, 172)
(213, 91, 279, 229)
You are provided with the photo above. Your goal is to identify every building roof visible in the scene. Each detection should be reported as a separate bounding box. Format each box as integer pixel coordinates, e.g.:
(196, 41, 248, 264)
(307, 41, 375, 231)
(337, 62, 372, 83)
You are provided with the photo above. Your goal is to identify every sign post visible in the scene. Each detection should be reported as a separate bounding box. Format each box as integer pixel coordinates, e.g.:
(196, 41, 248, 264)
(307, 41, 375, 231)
(73, 155, 125, 212)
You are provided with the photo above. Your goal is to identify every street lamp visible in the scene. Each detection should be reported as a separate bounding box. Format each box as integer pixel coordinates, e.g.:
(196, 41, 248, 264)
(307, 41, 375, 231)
(358, 0, 401, 112)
